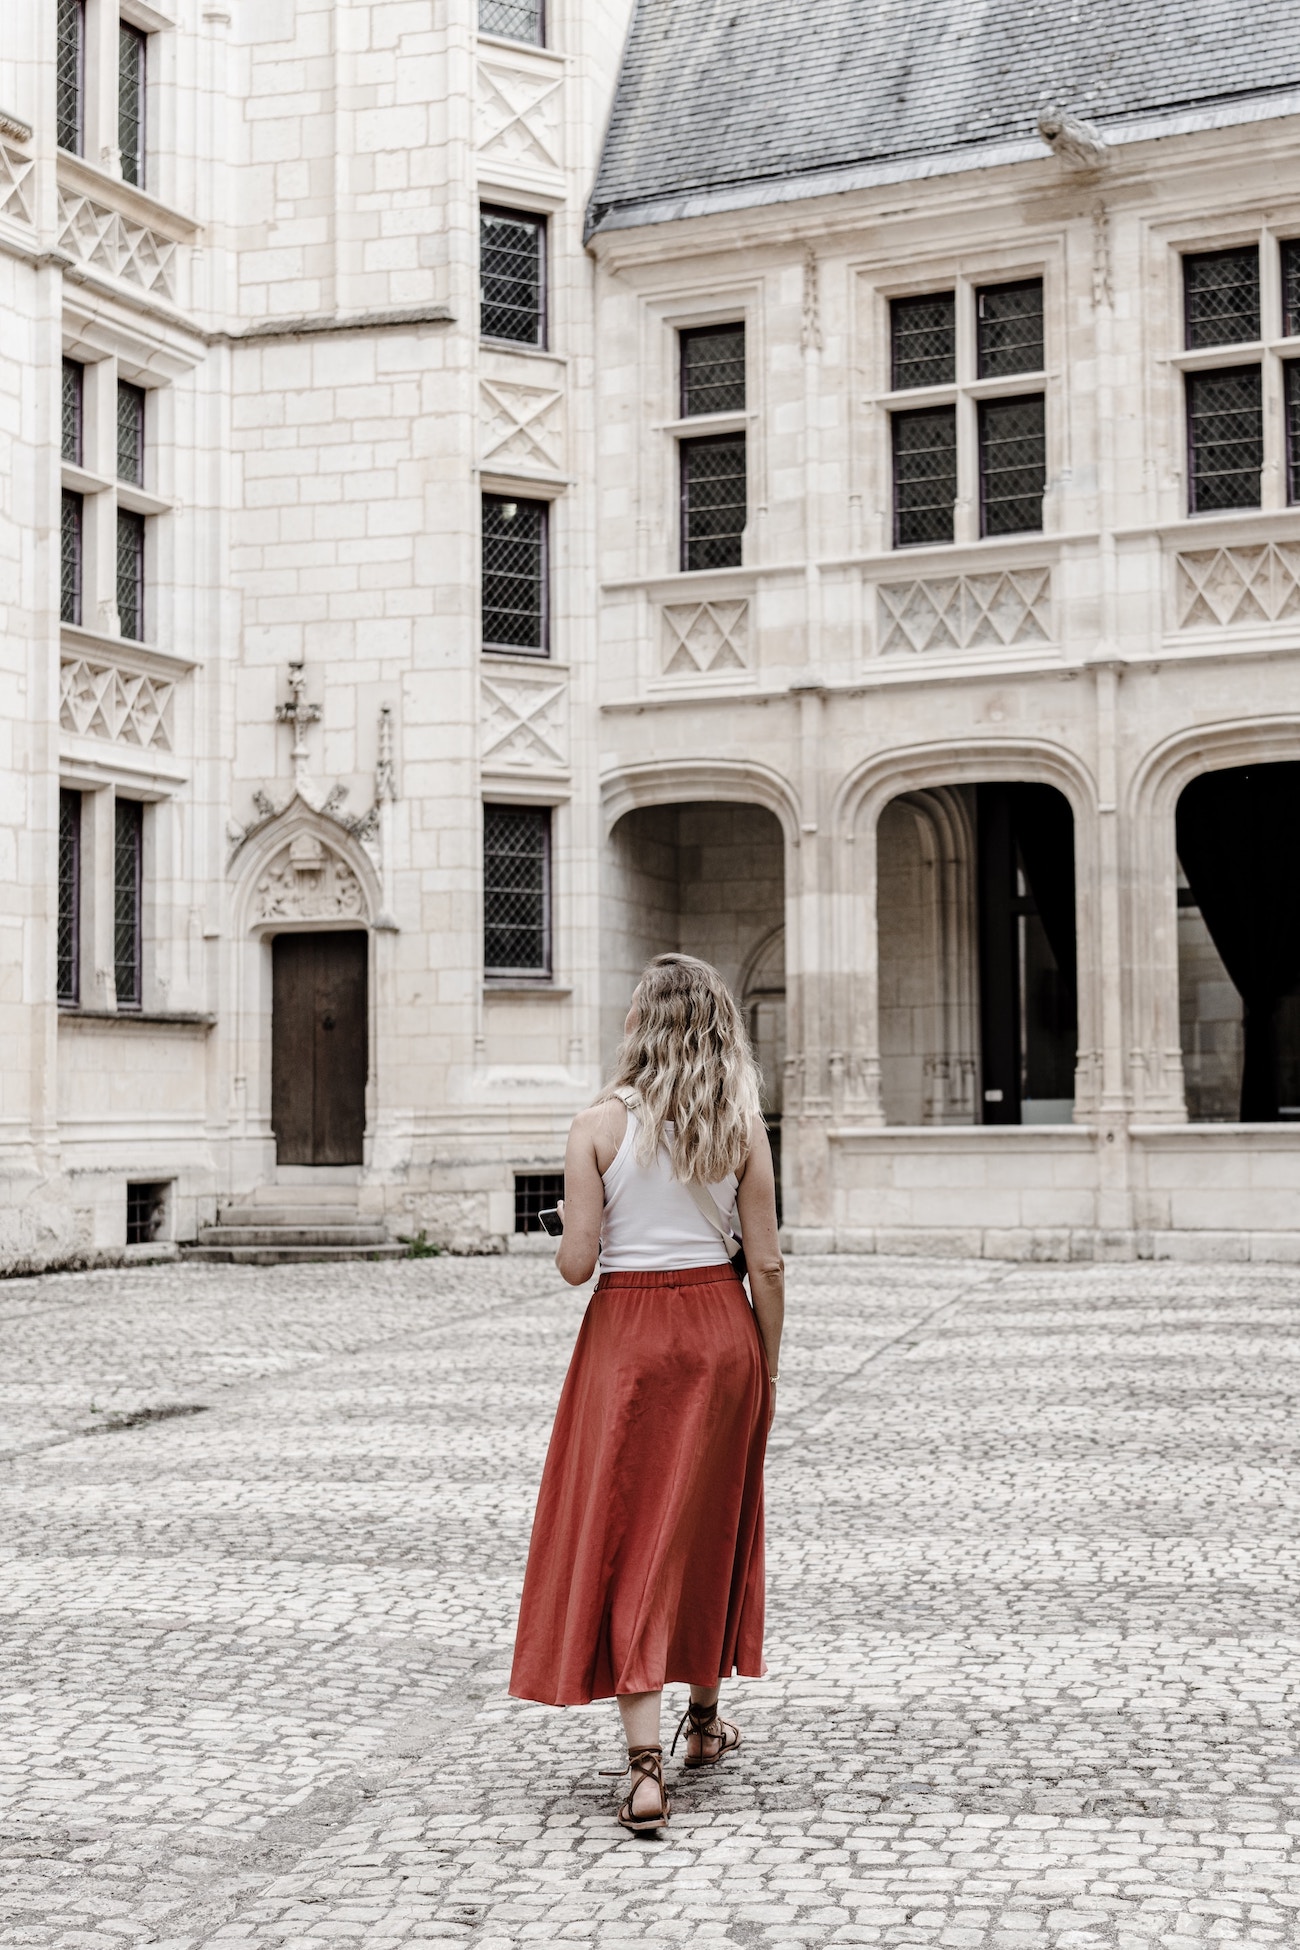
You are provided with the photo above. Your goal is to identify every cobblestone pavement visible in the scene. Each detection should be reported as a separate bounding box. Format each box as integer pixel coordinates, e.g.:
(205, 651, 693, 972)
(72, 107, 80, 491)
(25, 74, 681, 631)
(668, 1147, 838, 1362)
(3, 1254, 1300, 1949)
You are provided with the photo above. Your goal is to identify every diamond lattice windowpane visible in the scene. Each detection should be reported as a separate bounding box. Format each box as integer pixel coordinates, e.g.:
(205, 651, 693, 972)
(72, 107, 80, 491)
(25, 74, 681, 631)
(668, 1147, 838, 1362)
(891, 293, 956, 390)
(58, 789, 81, 1006)
(479, 0, 543, 41)
(979, 394, 1045, 536)
(62, 361, 83, 465)
(680, 435, 746, 571)
(480, 206, 545, 344)
(1287, 364, 1300, 506)
(1188, 366, 1263, 512)
(117, 510, 146, 640)
(1283, 240, 1300, 341)
(114, 798, 143, 1008)
(119, 24, 146, 188)
(892, 405, 956, 546)
(61, 492, 82, 626)
(57, 0, 84, 153)
(482, 495, 547, 651)
(117, 381, 145, 485)
(484, 804, 550, 975)
(680, 325, 746, 416)
(1184, 247, 1260, 350)
(976, 280, 1044, 378)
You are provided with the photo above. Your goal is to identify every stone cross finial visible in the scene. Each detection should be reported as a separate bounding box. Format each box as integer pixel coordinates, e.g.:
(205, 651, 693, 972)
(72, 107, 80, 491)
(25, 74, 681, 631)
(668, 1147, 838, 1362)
(275, 659, 321, 791)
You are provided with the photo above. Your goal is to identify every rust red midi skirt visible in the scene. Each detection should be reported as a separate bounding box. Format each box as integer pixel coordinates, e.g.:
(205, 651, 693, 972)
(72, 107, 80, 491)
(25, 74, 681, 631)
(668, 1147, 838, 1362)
(509, 1263, 770, 1706)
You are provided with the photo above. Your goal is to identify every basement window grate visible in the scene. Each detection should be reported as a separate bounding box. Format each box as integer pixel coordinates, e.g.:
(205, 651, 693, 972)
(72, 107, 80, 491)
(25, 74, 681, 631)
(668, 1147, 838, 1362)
(514, 1172, 564, 1233)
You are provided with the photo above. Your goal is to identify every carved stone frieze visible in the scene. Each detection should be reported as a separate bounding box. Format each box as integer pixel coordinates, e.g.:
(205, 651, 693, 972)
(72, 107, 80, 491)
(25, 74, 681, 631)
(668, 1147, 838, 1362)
(56, 185, 180, 299)
(480, 378, 565, 473)
(878, 568, 1052, 654)
(60, 656, 174, 749)
(661, 598, 750, 675)
(0, 141, 34, 227)
(252, 833, 365, 924)
(481, 669, 567, 768)
(1175, 543, 1300, 629)
(475, 59, 562, 172)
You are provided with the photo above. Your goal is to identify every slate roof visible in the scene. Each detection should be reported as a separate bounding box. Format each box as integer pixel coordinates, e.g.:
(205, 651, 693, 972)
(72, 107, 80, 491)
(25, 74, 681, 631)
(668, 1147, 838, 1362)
(590, 0, 1300, 232)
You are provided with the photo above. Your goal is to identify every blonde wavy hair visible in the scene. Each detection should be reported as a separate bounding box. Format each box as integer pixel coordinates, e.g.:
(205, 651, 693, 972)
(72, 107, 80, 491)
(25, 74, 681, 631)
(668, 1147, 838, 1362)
(605, 954, 763, 1184)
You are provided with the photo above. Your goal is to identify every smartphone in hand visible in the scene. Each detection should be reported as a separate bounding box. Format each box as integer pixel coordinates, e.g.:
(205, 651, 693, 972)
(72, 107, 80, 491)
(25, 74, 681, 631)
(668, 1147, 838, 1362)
(537, 1207, 563, 1237)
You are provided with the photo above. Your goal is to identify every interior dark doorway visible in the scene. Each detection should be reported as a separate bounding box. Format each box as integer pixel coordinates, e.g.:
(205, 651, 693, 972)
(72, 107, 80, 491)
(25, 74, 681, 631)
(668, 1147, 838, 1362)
(271, 931, 368, 1165)
(976, 783, 1077, 1125)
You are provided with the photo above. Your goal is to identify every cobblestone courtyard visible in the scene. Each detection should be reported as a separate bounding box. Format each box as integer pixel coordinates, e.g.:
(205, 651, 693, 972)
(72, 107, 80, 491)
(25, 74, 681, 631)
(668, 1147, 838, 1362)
(3, 1255, 1300, 1948)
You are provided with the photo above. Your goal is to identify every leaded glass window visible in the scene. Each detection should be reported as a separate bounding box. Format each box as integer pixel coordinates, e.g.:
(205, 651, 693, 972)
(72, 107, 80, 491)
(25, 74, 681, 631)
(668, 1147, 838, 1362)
(1283, 241, 1300, 340)
(891, 293, 956, 390)
(58, 789, 81, 1006)
(61, 492, 83, 626)
(1184, 248, 1260, 350)
(119, 23, 146, 188)
(1187, 366, 1262, 511)
(484, 804, 550, 977)
(680, 434, 746, 571)
(976, 280, 1044, 378)
(680, 324, 746, 416)
(482, 495, 547, 653)
(117, 382, 145, 484)
(114, 798, 143, 1009)
(62, 361, 83, 465)
(479, 0, 543, 43)
(979, 394, 1046, 536)
(892, 406, 956, 546)
(57, 0, 84, 154)
(117, 509, 146, 640)
(480, 206, 545, 344)
(1287, 364, 1300, 505)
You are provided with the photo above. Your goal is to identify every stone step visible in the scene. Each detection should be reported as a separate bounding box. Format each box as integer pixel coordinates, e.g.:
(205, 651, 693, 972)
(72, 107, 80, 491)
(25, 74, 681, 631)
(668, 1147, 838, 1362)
(181, 1242, 408, 1265)
(218, 1203, 364, 1227)
(197, 1224, 391, 1249)
(237, 1185, 368, 1206)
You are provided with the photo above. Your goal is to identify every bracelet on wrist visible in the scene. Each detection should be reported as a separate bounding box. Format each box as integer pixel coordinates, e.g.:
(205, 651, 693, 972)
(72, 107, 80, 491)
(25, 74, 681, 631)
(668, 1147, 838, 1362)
(769, 1372, 779, 1383)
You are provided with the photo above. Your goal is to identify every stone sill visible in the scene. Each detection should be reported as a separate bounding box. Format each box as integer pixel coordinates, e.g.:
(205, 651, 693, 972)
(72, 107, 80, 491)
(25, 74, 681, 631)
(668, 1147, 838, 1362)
(58, 1008, 215, 1029)
(483, 984, 572, 998)
(56, 150, 200, 242)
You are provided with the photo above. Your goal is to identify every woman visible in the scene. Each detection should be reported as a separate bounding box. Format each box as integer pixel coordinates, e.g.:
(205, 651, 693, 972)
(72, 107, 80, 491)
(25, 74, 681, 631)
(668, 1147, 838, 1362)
(510, 953, 784, 1833)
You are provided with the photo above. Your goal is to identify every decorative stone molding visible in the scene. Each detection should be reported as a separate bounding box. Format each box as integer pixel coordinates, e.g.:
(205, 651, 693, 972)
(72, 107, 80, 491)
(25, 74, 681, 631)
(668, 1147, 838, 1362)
(877, 568, 1052, 654)
(252, 832, 366, 924)
(1175, 543, 1300, 629)
(481, 668, 567, 768)
(475, 59, 562, 171)
(661, 598, 750, 675)
(60, 655, 174, 750)
(56, 184, 180, 298)
(480, 378, 565, 473)
(0, 141, 34, 227)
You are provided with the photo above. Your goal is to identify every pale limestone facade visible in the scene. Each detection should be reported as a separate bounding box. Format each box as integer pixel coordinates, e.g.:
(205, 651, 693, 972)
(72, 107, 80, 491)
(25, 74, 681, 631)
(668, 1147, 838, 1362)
(4, 2, 1300, 1268)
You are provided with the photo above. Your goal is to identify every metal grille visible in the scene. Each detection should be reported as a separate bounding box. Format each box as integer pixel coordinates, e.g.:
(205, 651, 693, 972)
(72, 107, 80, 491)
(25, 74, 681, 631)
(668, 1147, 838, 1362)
(119, 23, 146, 188)
(57, 0, 84, 153)
(1187, 366, 1262, 512)
(514, 1172, 564, 1232)
(680, 324, 746, 415)
(480, 206, 545, 344)
(1287, 363, 1300, 505)
(62, 360, 83, 465)
(126, 1182, 166, 1244)
(61, 491, 82, 626)
(1184, 247, 1260, 349)
(977, 280, 1044, 378)
(482, 495, 547, 652)
(1284, 240, 1300, 340)
(979, 394, 1046, 536)
(57, 789, 81, 1006)
(117, 510, 146, 640)
(892, 405, 957, 546)
(680, 434, 746, 571)
(117, 381, 145, 484)
(484, 804, 550, 977)
(479, 0, 543, 42)
(891, 292, 955, 390)
(114, 798, 143, 1008)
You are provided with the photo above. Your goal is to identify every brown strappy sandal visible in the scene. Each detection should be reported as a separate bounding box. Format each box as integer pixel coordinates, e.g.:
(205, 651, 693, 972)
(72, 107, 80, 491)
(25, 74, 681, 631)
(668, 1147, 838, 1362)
(600, 1743, 671, 1832)
(671, 1698, 742, 1770)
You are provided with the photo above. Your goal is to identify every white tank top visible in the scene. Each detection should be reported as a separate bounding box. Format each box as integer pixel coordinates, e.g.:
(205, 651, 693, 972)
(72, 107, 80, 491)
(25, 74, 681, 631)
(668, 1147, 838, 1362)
(598, 1103, 740, 1272)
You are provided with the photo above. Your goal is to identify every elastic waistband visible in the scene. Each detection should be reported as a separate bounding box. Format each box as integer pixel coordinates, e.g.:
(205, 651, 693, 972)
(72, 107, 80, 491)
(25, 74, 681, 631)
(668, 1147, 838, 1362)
(595, 1262, 741, 1291)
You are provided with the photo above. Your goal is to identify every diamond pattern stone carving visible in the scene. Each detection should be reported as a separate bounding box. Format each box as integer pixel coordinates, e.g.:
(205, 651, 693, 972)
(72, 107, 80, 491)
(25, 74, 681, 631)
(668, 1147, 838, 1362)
(878, 568, 1052, 654)
(480, 378, 564, 473)
(57, 186, 179, 299)
(60, 657, 174, 750)
(1175, 544, 1300, 628)
(0, 143, 35, 227)
(661, 599, 750, 675)
(475, 59, 562, 171)
(481, 671, 567, 768)
(253, 835, 365, 924)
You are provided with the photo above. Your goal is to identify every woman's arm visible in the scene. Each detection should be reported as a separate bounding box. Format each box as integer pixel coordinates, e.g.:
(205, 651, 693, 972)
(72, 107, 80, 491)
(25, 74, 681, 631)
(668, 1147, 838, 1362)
(735, 1120, 784, 1387)
(554, 1099, 623, 1285)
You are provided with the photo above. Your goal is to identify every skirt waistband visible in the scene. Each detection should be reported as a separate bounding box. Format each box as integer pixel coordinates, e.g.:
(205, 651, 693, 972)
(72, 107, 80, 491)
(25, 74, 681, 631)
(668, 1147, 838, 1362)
(595, 1262, 742, 1291)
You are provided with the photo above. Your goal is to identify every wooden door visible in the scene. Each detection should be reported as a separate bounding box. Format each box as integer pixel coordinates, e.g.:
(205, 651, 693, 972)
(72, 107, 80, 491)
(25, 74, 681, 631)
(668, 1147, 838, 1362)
(271, 931, 368, 1165)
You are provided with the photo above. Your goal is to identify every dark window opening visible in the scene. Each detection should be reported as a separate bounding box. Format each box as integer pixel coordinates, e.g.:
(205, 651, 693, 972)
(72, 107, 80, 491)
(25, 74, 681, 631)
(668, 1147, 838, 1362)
(479, 0, 544, 41)
(62, 360, 84, 466)
(976, 279, 1044, 378)
(978, 394, 1045, 536)
(514, 1171, 564, 1232)
(117, 509, 146, 640)
(1187, 366, 1262, 513)
(1184, 246, 1260, 349)
(1287, 363, 1300, 505)
(117, 381, 146, 485)
(114, 797, 143, 1008)
(680, 324, 746, 416)
(890, 292, 955, 390)
(57, 0, 85, 154)
(482, 494, 547, 653)
(892, 404, 956, 546)
(61, 491, 83, 627)
(480, 205, 546, 345)
(58, 789, 81, 1006)
(484, 803, 551, 977)
(1283, 240, 1300, 340)
(976, 783, 1077, 1126)
(126, 1181, 168, 1245)
(119, 23, 146, 188)
(680, 433, 746, 571)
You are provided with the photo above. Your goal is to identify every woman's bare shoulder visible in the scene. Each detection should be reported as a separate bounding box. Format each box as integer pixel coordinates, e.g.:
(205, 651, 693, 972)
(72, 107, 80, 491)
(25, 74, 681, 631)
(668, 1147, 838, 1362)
(569, 1096, 627, 1142)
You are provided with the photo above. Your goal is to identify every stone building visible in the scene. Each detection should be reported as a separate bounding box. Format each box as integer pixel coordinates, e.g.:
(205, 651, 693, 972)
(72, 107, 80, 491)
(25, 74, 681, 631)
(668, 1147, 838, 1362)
(4, 0, 1300, 1268)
